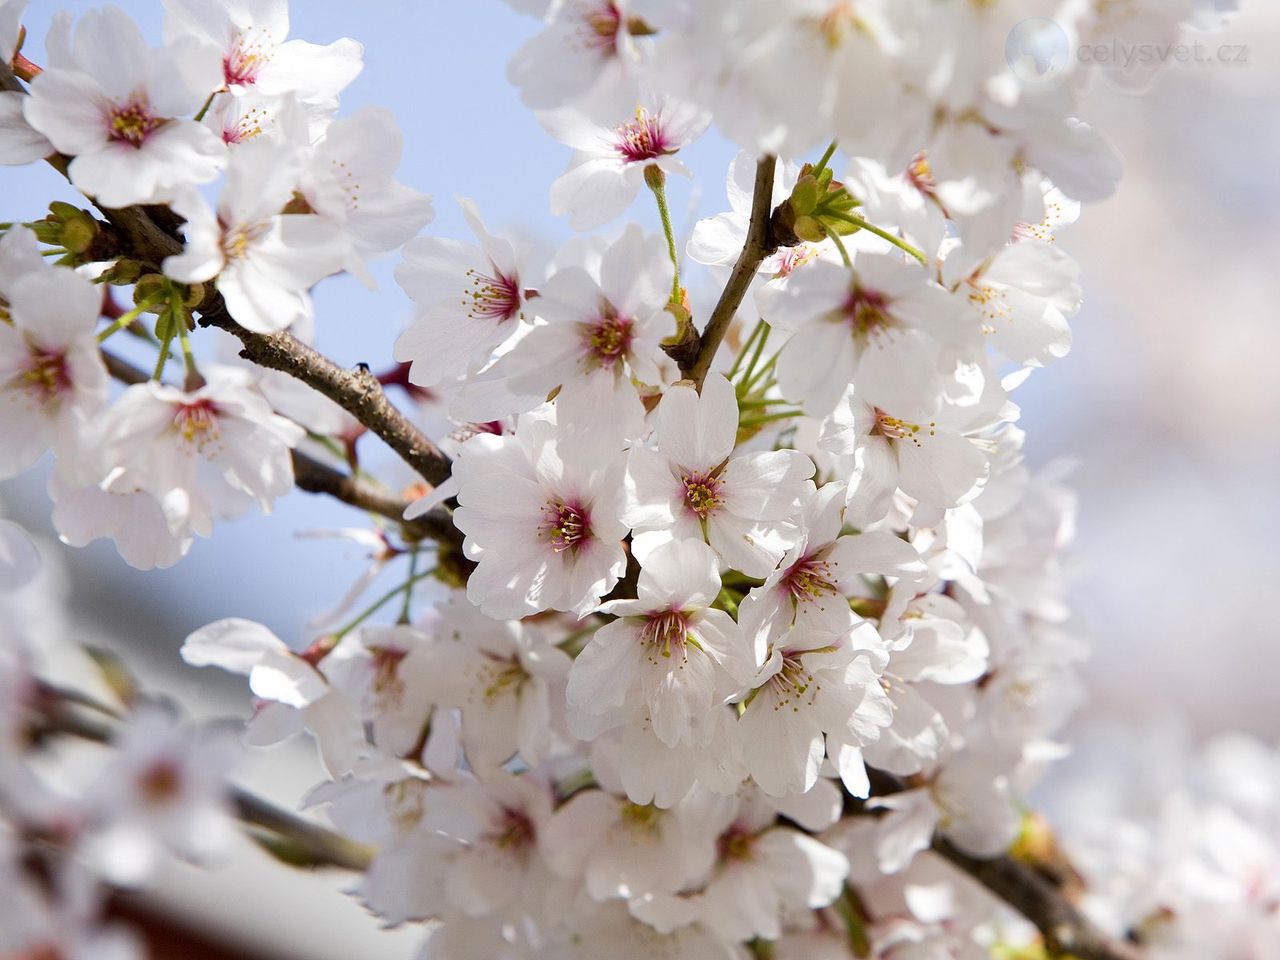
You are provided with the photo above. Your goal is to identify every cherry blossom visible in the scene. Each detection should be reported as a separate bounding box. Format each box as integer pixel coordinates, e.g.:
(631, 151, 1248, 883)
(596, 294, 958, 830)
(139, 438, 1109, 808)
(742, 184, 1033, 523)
(394, 198, 534, 388)
(164, 137, 346, 333)
(162, 0, 362, 108)
(624, 374, 815, 577)
(0, 232, 107, 478)
(23, 6, 226, 206)
(97, 365, 305, 539)
(452, 411, 628, 619)
(542, 95, 709, 230)
(567, 538, 754, 748)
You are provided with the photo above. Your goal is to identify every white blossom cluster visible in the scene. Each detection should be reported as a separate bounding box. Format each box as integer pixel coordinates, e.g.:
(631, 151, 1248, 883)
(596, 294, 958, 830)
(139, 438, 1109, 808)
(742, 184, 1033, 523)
(0, 509, 236, 960)
(1052, 733, 1280, 958)
(0, 0, 1252, 958)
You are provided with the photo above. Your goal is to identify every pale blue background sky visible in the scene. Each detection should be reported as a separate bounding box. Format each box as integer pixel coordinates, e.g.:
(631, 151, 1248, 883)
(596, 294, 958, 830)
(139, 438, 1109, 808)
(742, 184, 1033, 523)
(3, 1, 1278, 738)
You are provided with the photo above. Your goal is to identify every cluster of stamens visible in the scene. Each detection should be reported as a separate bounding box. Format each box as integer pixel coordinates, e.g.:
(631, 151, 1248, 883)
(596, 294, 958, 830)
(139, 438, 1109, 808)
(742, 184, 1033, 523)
(638, 609, 691, 664)
(108, 97, 162, 148)
(583, 303, 633, 369)
(681, 471, 723, 520)
(765, 653, 819, 713)
(18, 349, 71, 406)
(843, 283, 894, 340)
(619, 801, 662, 832)
(716, 825, 756, 863)
(611, 108, 671, 163)
(474, 653, 529, 704)
(871, 408, 936, 447)
(819, 1, 867, 49)
(780, 556, 839, 605)
(490, 807, 537, 854)
(224, 29, 273, 86)
(464, 266, 522, 323)
(906, 151, 938, 198)
(222, 221, 270, 262)
(173, 398, 221, 450)
(370, 646, 409, 704)
(138, 758, 183, 807)
(224, 104, 269, 144)
(540, 499, 592, 554)
(575, 2, 623, 54)
(967, 280, 1011, 334)
(772, 243, 819, 280)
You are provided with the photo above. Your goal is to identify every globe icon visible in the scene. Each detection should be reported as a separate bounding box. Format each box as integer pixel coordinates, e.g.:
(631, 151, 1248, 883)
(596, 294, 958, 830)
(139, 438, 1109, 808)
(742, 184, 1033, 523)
(1005, 18, 1071, 83)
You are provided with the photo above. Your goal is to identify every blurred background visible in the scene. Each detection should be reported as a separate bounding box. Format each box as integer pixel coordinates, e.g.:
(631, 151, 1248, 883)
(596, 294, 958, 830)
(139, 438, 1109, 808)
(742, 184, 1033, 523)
(1, 1, 1276, 957)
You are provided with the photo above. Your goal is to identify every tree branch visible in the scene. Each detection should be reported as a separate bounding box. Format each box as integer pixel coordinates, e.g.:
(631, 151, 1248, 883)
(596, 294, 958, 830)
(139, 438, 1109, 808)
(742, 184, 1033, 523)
(933, 838, 1144, 960)
(192, 298, 452, 488)
(103, 350, 458, 545)
(678, 154, 779, 389)
(2, 58, 453, 489)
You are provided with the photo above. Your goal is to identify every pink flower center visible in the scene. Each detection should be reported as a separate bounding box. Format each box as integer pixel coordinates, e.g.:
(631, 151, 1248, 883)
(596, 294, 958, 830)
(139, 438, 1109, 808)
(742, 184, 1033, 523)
(871, 408, 935, 446)
(842, 284, 893, 338)
(18, 349, 71, 405)
(222, 104, 269, 144)
(639, 608, 691, 662)
(612, 108, 671, 163)
(575, 2, 623, 54)
(173, 398, 221, 448)
(681, 471, 723, 520)
(781, 556, 839, 603)
(224, 29, 272, 86)
(541, 498, 592, 554)
(717, 825, 756, 862)
(491, 807, 537, 853)
(138, 758, 183, 807)
(583, 303, 633, 369)
(108, 97, 162, 148)
(465, 266, 523, 323)
(906, 152, 937, 197)
(771, 243, 818, 280)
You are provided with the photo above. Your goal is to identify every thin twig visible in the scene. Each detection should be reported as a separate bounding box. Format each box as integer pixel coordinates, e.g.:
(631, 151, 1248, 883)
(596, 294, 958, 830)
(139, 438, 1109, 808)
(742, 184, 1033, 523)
(683, 155, 779, 389)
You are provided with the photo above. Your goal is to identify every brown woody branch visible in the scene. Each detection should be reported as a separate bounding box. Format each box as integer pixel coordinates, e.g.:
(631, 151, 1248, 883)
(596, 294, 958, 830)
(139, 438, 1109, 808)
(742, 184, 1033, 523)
(849, 771, 1143, 960)
(3, 61, 451, 489)
(665, 155, 780, 388)
(933, 838, 1144, 960)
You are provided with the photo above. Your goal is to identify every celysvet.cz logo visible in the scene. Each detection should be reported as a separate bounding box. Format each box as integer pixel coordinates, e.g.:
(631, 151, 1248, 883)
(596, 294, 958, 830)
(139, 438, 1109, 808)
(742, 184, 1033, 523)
(1005, 18, 1072, 83)
(1006, 18, 1250, 84)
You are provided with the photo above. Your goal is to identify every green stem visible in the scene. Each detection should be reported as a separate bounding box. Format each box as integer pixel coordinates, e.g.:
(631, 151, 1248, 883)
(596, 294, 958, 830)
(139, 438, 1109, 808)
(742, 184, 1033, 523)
(740, 410, 804, 429)
(742, 352, 778, 393)
(825, 211, 928, 265)
(193, 91, 217, 123)
(812, 140, 838, 177)
(153, 324, 175, 380)
(96, 304, 148, 343)
(398, 549, 420, 624)
(175, 306, 200, 388)
(40, 248, 66, 257)
(646, 166, 681, 304)
(334, 569, 437, 640)
(737, 323, 772, 392)
(727, 320, 765, 380)
(824, 223, 854, 267)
